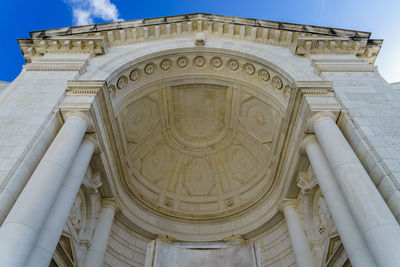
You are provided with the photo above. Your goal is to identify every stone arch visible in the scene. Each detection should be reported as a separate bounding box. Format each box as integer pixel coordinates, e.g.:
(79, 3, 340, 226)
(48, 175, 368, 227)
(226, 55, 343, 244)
(89, 48, 305, 242)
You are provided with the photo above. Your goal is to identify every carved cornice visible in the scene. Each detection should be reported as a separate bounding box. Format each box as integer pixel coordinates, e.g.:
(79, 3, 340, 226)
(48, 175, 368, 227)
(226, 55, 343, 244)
(30, 14, 370, 40)
(18, 37, 106, 63)
(20, 14, 380, 63)
(294, 38, 382, 63)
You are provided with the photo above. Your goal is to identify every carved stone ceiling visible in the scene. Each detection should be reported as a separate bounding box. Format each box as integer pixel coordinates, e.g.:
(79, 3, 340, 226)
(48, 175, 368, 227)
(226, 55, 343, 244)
(110, 52, 291, 221)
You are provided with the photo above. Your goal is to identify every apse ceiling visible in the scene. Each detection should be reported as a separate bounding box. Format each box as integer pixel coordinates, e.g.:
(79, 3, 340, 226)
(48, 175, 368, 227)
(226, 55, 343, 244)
(108, 51, 292, 223)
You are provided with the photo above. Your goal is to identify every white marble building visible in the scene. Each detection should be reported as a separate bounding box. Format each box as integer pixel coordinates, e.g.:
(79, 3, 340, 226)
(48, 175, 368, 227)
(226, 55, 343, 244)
(0, 13, 399, 267)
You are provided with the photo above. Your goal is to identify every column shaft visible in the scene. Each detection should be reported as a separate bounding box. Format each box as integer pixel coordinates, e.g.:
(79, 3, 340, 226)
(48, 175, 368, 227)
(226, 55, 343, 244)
(83, 200, 117, 267)
(305, 137, 376, 267)
(313, 115, 400, 267)
(0, 115, 88, 267)
(26, 138, 95, 267)
(282, 202, 314, 267)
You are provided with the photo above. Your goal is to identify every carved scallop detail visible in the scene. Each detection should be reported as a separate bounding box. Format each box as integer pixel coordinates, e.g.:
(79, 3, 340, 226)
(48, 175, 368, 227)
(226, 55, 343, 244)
(284, 85, 292, 100)
(227, 59, 239, 71)
(243, 63, 256, 76)
(144, 63, 156, 75)
(211, 57, 223, 69)
(177, 57, 189, 68)
(193, 56, 206, 68)
(117, 75, 128, 90)
(129, 68, 141, 81)
(258, 69, 270, 82)
(272, 76, 283, 90)
(160, 59, 172, 71)
(108, 84, 116, 98)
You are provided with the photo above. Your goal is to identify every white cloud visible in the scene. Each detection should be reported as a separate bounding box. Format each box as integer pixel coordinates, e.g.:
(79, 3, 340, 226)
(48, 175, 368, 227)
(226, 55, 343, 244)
(65, 0, 122, 26)
(73, 9, 93, 25)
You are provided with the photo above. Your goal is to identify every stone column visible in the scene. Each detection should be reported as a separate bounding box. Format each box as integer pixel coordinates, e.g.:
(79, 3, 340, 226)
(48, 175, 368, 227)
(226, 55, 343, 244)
(0, 112, 90, 267)
(303, 136, 376, 267)
(282, 200, 314, 267)
(309, 112, 400, 267)
(26, 136, 97, 267)
(83, 199, 118, 267)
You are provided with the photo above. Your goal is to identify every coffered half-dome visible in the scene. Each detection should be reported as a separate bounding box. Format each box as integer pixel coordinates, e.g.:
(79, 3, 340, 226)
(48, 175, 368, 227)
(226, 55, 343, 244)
(106, 49, 293, 229)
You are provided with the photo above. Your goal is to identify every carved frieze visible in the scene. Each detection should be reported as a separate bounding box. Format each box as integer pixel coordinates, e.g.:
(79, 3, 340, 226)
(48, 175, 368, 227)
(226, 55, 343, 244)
(107, 53, 291, 106)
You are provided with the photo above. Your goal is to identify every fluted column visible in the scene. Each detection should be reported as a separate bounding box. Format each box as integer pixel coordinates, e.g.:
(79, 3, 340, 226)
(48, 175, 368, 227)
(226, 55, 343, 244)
(309, 112, 400, 267)
(0, 112, 90, 267)
(282, 200, 314, 267)
(303, 136, 376, 267)
(26, 136, 97, 267)
(83, 198, 118, 267)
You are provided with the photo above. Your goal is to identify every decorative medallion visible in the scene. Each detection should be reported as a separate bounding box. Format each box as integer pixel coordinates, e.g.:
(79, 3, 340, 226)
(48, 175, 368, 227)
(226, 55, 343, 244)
(129, 68, 141, 81)
(258, 69, 270, 82)
(160, 59, 172, 71)
(284, 85, 292, 99)
(177, 57, 188, 68)
(117, 75, 128, 90)
(225, 198, 234, 207)
(243, 63, 256, 76)
(144, 63, 156, 75)
(227, 59, 239, 71)
(211, 57, 223, 69)
(272, 76, 283, 90)
(165, 198, 174, 207)
(193, 56, 206, 68)
(108, 84, 116, 98)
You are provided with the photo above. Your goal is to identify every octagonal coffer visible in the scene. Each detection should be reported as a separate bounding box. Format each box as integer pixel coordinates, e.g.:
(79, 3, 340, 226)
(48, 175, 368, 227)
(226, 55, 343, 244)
(120, 83, 281, 219)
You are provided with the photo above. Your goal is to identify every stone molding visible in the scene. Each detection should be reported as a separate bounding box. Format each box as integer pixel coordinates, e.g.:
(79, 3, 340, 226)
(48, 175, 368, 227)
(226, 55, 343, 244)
(59, 80, 107, 133)
(19, 14, 380, 64)
(293, 38, 382, 63)
(310, 57, 378, 74)
(280, 198, 298, 211)
(24, 62, 87, 73)
(301, 135, 318, 153)
(63, 111, 94, 134)
(18, 37, 107, 63)
(83, 134, 100, 154)
(107, 52, 292, 105)
(101, 198, 119, 212)
(296, 171, 317, 195)
(306, 111, 337, 133)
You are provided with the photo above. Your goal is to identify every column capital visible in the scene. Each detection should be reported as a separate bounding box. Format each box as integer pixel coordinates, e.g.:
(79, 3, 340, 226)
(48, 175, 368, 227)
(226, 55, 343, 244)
(64, 111, 93, 130)
(300, 135, 318, 153)
(306, 111, 337, 133)
(101, 198, 119, 212)
(280, 198, 298, 212)
(83, 134, 100, 154)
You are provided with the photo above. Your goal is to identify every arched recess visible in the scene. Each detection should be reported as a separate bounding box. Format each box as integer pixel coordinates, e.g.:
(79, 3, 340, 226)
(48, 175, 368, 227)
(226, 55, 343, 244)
(88, 46, 311, 241)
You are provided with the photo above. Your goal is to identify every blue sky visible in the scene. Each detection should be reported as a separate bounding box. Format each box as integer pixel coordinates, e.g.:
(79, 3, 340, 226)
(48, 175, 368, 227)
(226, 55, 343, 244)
(1, 0, 399, 83)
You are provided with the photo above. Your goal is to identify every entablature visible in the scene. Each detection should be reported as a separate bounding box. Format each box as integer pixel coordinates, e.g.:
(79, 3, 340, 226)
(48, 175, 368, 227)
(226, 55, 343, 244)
(18, 13, 381, 65)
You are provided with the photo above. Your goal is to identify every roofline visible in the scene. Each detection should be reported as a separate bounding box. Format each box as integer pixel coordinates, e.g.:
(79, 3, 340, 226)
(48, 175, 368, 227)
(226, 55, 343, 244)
(29, 13, 371, 39)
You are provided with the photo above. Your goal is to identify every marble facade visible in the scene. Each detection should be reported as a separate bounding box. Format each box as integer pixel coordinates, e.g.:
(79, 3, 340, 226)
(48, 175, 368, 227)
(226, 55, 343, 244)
(0, 13, 399, 267)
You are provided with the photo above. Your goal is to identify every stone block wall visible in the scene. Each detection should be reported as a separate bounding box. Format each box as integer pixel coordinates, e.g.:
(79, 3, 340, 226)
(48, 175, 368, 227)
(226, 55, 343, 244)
(103, 218, 150, 267)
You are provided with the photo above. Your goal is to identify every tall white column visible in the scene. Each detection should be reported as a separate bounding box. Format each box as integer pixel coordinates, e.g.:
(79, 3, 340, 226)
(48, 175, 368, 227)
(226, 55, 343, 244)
(0, 112, 89, 267)
(26, 136, 96, 267)
(303, 136, 376, 267)
(83, 198, 118, 267)
(282, 200, 314, 267)
(309, 112, 400, 267)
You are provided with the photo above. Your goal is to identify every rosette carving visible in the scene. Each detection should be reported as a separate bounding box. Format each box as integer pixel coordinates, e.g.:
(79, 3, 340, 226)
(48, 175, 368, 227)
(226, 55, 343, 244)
(117, 75, 127, 90)
(243, 63, 256, 76)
